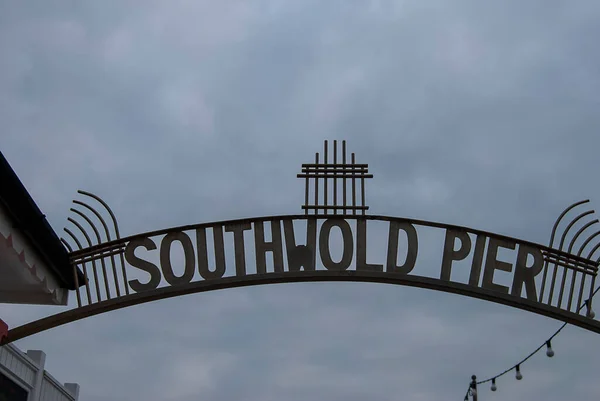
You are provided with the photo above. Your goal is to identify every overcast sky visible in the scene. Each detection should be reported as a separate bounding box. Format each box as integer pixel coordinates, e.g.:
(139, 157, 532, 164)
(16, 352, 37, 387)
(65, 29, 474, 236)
(2, 1, 600, 400)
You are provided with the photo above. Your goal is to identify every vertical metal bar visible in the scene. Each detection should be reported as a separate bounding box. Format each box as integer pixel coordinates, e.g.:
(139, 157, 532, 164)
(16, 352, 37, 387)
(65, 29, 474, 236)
(71, 264, 82, 307)
(567, 264, 577, 312)
(61, 239, 81, 308)
(81, 264, 92, 305)
(109, 255, 123, 296)
(106, 247, 122, 297)
(577, 274, 587, 311)
(538, 260, 550, 303)
(588, 274, 596, 316)
(324, 140, 328, 214)
(333, 140, 337, 215)
(548, 263, 559, 306)
(73, 263, 83, 306)
(360, 167, 366, 216)
(557, 262, 568, 309)
(342, 141, 347, 214)
(304, 171, 309, 216)
(351, 153, 356, 215)
(99, 255, 111, 299)
(118, 247, 130, 295)
(64, 229, 92, 305)
(557, 269, 568, 308)
(314, 153, 319, 216)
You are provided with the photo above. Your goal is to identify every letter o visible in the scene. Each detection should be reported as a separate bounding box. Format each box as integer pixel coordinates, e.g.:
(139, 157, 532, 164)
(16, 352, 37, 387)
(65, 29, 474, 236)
(319, 219, 353, 271)
(160, 232, 196, 286)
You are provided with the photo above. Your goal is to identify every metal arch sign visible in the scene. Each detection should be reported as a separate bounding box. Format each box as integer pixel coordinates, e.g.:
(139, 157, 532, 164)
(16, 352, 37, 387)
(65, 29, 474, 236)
(3, 140, 600, 345)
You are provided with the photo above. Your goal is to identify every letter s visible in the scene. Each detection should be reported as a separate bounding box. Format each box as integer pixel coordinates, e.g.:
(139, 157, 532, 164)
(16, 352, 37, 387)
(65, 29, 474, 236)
(125, 237, 161, 292)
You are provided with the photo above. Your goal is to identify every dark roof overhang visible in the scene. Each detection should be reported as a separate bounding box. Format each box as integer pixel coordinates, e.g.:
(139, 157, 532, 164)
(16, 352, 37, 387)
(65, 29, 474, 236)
(0, 151, 84, 290)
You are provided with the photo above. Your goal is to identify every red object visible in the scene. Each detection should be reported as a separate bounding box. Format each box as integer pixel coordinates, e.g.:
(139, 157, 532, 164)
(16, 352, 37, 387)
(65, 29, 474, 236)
(0, 319, 8, 343)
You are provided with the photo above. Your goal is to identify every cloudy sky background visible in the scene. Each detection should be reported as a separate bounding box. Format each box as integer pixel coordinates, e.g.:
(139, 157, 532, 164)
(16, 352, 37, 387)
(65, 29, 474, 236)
(2, 1, 600, 400)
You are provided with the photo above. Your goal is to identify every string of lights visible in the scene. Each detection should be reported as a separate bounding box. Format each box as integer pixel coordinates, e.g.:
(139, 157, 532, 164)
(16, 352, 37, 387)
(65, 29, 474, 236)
(463, 285, 600, 400)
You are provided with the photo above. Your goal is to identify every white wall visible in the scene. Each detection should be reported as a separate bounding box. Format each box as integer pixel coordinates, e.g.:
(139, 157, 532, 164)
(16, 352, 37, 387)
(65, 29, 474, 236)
(0, 343, 79, 401)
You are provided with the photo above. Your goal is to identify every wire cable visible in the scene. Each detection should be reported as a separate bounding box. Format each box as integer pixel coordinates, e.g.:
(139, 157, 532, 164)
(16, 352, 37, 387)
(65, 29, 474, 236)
(463, 285, 600, 399)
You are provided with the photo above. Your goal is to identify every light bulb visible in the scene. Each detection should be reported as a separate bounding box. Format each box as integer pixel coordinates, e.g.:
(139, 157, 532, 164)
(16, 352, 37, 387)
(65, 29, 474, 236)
(588, 308, 596, 319)
(515, 365, 523, 380)
(546, 340, 554, 357)
(491, 379, 497, 392)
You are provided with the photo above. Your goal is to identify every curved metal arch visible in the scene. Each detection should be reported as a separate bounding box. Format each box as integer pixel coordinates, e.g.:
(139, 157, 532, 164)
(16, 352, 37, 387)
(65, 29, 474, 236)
(578, 230, 600, 257)
(78, 190, 123, 238)
(62, 212, 598, 319)
(3, 270, 600, 346)
(72, 200, 112, 242)
(63, 227, 83, 251)
(568, 220, 599, 253)
(549, 200, 590, 248)
(60, 238, 73, 253)
(558, 210, 595, 251)
(588, 242, 600, 261)
(68, 214, 597, 268)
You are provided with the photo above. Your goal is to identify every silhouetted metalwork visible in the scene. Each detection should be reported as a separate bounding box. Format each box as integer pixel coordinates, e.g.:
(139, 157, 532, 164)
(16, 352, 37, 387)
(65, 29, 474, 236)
(70, 209, 112, 300)
(78, 190, 130, 296)
(67, 217, 102, 302)
(2, 141, 600, 347)
(62, 228, 92, 305)
(72, 200, 121, 297)
(538, 200, 600, 316)
(2, 209, 598, 346)
(61, 190, 127, 308)
(298, 140, 373, 216)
